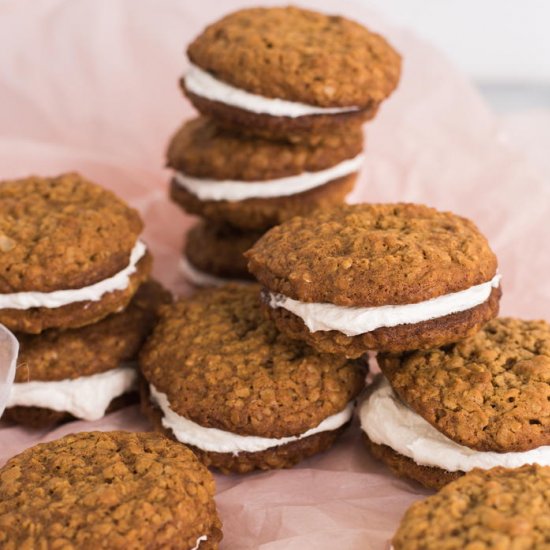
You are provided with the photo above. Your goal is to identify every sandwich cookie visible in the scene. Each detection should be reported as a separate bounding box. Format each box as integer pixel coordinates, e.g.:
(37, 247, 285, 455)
(4, 280, 171, 428)
(0, 431, 222, 549)
(182, 7, 401, 143)
(246, 203, 501, 358)
(139, 284, 366, 473)
(181, 222, 259, 287)
(360, 318, 550, 489)
(0, 173, 152, 333)
(168, 117, 363, 230)
(392, 465, 550, 550)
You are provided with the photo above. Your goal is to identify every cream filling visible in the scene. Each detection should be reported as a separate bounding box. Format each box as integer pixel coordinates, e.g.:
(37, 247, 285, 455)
(173, 154, 364, 201)
(191, 535, 208, 550)
(360, 378, 550, 472)
(0, 240, 147, 310)
(184, 63, 361, 118)
(268, 274, 501, 336)
(150, 384, 353, 455)
(179, 256, 250, 288)
(7, 366, 137, 421)
(0, 325, 19, 417)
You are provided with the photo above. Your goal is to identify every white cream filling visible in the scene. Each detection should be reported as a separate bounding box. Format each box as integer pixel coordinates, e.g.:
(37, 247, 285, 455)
(268, 274, 501, 336)
(173, 154, 364, 202)
(360, 378, 550, 472)
(150, 384, 353, 455)
(0, 325, 19, 417)
(179, 256, 250, 288)
(0, 240, 147, 310)
(7, 366, 137, 421)
(184, 63, 361, 118)
(191, 535, 208, 550)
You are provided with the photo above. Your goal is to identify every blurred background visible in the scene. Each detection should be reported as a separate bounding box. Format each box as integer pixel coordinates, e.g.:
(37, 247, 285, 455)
(363, 0, 550, 111)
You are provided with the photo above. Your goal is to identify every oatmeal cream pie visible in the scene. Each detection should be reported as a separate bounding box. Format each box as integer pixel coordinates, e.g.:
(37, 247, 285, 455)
(0, 173, 152, 333)
(392, 465, 550, 550)
(360, 318, 550, 489)
(182, 7, 401, 143)
(180, 222, 259, 287)
(4, 280, 171, 428)
(246, 203, 502, 358)
(0, 431, 222, 549)
(168, 117, 363, 230)
(139, 284, 366, 474)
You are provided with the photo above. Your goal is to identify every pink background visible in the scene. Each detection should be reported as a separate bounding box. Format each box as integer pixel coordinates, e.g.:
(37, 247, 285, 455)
(0, 0, 549, 548)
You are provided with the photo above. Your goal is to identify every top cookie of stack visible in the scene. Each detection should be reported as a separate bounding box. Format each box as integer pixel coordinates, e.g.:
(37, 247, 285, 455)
(182, 6, 401, 143)
(171, 6, 401, 286)
(0, 173, 151, 334)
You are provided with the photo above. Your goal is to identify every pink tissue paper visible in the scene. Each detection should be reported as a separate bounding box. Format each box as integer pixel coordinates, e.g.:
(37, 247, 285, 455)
(0, 0, 549, 548)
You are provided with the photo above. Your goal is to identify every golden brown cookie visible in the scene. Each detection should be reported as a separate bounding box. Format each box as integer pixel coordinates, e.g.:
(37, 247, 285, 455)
(0, 431, 222, 549)
(182, 222, 259, 285)
(168, 117, 362, 230)
(378, 318, 550, 453)
(167, 117, 364, 180)
(183, 7, 400, 142)
(139, 284, 366, 473)
(4, 280, 172, 428)
(392, 465, 550, 550)
(246, 203, 501, 357)
(0, 173, 151, 333)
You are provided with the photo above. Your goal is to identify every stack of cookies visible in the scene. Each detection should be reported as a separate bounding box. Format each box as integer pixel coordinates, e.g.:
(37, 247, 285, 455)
(0, 173, 170, 428)
(168, 6, 401, 286)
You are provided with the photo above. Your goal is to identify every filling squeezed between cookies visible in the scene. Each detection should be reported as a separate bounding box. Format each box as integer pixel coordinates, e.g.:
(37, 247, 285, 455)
(7, 366, 137, 420)
(359, 378, 550, 472)
(184, 63, 362, 118)
(268, 274, 501, 336)
(150, 384, 354, 454)
(173, 154, 364, 201)
(0, 240, 147, 310)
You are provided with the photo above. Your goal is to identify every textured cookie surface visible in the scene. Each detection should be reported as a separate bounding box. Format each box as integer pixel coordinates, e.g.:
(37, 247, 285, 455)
(393, 465, 550, 550)
(188, 6, 401, 108)
(185, 222, 260, 280)
(167, 117, 363, 180)
(0, 173, 142, 293)
(379, 318, 550, 452)
(140, 284, 365, 438)
(171, 174, 355, 231)
(247, 203, 498, 306)
(0, 431, 222, 550)
(14, 280, 172, 383)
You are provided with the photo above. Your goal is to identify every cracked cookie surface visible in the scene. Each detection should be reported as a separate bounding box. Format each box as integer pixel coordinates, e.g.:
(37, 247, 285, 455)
(378, 318, 550, 452)
(393, 465, 550, 550)
(246, 203, 498, 306)
(0, 431, 222, 549)
(0, 172, 142, 293)
(187, 6, 400, 108)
